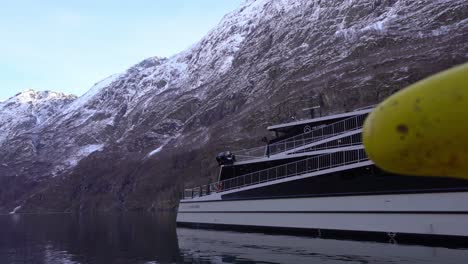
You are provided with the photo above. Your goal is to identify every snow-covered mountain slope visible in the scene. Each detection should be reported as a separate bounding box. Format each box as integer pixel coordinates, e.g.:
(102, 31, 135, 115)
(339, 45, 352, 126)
(0, 90, 76, 144)
(1, 0, 315, 175)
(45, 0, 304, 131)
(1, 0, 467, 213)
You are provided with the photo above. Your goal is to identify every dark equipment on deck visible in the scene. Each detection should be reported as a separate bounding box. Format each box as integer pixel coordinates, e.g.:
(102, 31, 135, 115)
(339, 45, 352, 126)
(216, 151, 236, 166)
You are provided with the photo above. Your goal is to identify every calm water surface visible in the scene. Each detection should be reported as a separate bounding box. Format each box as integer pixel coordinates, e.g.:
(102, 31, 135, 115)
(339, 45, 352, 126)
(0, 213, 467, 264)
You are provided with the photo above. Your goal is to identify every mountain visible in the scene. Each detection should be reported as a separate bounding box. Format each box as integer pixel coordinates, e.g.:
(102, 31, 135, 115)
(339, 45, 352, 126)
(1, 0, 467, 213)
(0, 90, 76, 144)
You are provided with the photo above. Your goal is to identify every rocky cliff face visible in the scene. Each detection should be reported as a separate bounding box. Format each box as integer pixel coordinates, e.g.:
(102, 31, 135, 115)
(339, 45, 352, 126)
(1, 0, 467, 213)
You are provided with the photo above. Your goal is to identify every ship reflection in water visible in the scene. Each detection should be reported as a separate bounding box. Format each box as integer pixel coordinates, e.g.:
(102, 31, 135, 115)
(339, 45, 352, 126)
(178, 228, 468, 264)
(1, 213, 467, 264)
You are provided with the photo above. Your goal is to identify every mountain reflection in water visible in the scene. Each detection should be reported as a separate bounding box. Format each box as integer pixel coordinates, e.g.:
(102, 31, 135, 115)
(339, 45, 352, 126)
(0, 213, 467, 264)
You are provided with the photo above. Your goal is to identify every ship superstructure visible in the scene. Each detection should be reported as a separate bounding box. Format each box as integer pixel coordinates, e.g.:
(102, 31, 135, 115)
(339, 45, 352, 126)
(176, 107, 468, 244)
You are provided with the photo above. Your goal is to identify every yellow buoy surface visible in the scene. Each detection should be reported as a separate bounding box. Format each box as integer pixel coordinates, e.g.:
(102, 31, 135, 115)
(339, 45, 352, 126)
(363, 63, 468, 179)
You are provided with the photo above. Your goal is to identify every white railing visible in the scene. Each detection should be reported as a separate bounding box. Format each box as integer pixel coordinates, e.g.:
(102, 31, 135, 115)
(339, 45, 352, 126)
(295, 131, 362, 154)
(354, 104, 377, 111)
(232, 113, 368, 162)
(182, 148, 369, 199)
(268, 113, 367, 155)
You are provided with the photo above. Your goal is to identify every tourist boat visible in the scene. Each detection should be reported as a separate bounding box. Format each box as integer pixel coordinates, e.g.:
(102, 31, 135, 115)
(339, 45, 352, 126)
(176, 107, 468, 244)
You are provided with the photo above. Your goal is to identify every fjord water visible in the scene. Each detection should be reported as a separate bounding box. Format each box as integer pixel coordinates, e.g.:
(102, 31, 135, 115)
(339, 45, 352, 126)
(1, 213, 467, 264)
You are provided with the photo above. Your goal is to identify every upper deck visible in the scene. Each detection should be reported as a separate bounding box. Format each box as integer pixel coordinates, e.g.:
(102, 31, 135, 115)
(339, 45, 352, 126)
(267, 108, 374, 134)
(232, 107, 372, 164)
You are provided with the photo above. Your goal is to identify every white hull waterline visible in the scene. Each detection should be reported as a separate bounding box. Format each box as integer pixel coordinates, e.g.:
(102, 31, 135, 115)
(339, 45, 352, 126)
(178, 192, 468, 238)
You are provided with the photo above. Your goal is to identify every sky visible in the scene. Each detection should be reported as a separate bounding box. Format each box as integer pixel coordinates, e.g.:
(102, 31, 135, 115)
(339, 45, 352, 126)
(0, 0, 243, 100)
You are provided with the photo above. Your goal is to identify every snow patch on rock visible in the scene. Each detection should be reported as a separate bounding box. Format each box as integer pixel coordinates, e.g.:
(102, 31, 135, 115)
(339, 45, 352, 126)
(64, 74, 123, 115)
(65, 144, 104, 167)
(9, 205, 22, 214)
(147, 146, 163, 157)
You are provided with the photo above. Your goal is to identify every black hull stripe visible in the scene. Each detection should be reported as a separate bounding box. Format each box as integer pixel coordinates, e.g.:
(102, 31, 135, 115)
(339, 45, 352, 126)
(177, 222, 468, 248)
(180, 189, 468, 204)
(178, 210, 468, 214)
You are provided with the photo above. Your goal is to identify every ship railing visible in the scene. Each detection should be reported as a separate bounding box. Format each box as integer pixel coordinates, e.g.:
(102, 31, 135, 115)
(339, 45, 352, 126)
(233, 131, 363, 162)
(353, 104, 377, 111)
(182, 148, 369, 199)
(183, 184, 216, 199)
(268, 113, 368, 155)
(183, 187, 200, 199)
(231, 113, 368, 162)
(294, 131, 362, 154)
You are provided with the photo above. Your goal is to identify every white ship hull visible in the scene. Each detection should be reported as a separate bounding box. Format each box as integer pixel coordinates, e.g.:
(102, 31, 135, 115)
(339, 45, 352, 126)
(177, 191, 468, 238)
